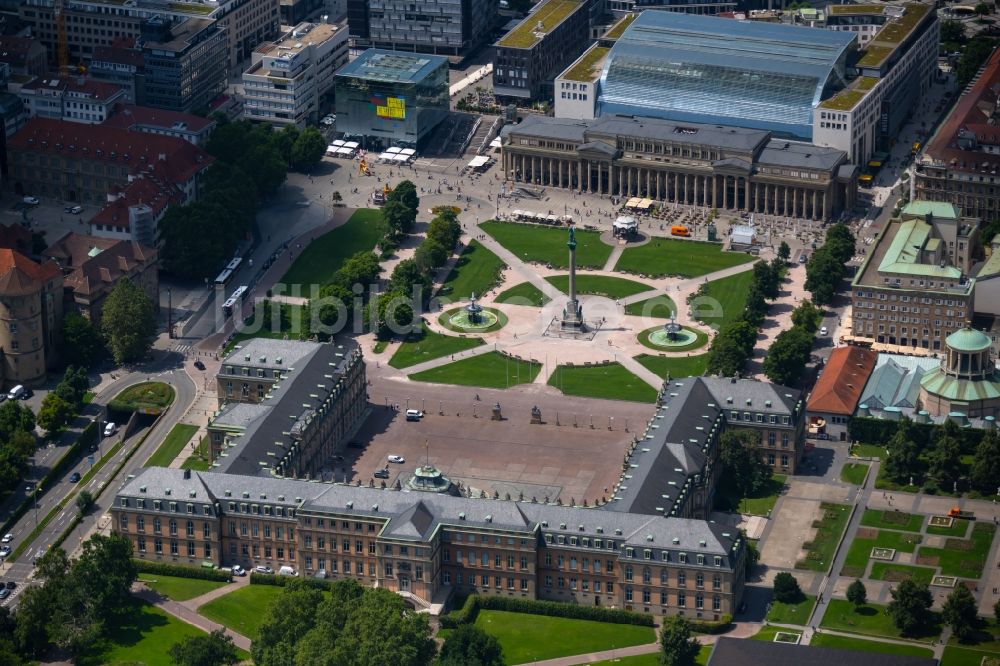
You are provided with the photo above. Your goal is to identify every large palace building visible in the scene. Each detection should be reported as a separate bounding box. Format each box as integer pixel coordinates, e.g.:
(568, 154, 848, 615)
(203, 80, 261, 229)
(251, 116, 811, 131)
(500, 115, 857, 221)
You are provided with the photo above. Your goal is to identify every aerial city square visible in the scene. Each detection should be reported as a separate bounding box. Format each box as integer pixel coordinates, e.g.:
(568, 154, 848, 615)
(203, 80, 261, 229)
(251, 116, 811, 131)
(0, 0, 998, 663)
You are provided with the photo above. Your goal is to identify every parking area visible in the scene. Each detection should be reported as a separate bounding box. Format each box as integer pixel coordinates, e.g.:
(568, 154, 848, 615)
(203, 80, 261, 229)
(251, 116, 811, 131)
(3, 195, 97, 242)
(336, 404, 641, 505)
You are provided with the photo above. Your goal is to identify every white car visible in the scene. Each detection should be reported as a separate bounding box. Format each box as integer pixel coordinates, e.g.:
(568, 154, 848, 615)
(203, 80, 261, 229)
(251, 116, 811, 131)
(819, 326, 828, 336)
(231, 565, 246, 577)
(103, 422, 117, 438)
(22, 196, 38, 205)
(387, 455, 405, 464)
(0, 534, 10, 543)
(254, 565, 273, 574)
(320, 115, 336, 126)
(0, 546, 10, 558)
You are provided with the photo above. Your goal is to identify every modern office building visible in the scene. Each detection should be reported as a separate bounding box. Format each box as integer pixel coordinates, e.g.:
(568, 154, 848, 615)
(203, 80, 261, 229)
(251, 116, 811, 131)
(19, 0, 278, 71)
(605, 0, 735, 17)
(19, 77, 126, 124)
(849, 201, 980, 351)
(500, 114, 857, 221)
(90, 44, 146, 106)
(139, 17, 228, 114)
(346, 0, 496, 60)
(493, 0, 598, 101)
(243, 21, 348, 128)
(334, 49, 449, 150)
(207, 339, 367, 478)
(6, 117, 213, 206)
(915, 48, 1000, 220)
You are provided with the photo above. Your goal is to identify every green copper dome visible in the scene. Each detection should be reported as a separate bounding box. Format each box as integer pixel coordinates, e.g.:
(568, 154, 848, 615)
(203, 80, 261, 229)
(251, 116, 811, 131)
(946, 328, 992, 353)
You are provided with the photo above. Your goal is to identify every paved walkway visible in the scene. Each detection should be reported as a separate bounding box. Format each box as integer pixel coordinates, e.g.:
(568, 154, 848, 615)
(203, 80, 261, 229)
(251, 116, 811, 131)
(132, 582, 253, 652)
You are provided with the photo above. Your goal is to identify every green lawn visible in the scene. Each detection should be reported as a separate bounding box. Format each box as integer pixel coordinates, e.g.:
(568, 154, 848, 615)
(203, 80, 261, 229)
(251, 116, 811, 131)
(851, 443, 887, 459)
(927, 518, 970, 538)
(917, 522, 996, 579)
(615, 237, 754, 278)
(144, 423, 199, 468)
(810, 633, 935, 659)
(473, 609, 654, 664)
(948, 618, 1000, 653)
(692, 270, 754, 330)
(225, 302, 310, 352)
(637, 326, 708, 353)
(942, 645, 1000, 666)
(389, 323, 485, 369)
(544, 274, 653, 299)
(111, 381, 175, 413)
(279, 208, 383, 287)
(138, 574, 229, 602)
(197, 584, 283, 641)
(868, 562, 936, 586)
(860, 509, 924, 533)
(548, 363, 659, 403)
(81, 600, 248, 666)
(840, 463, 870, 486)
(749, 626, 801, 642)
(625, 294, 677, 319)
(580, 645, 710, 666)
(796, 503, 852, 572)
(496, 281, 550, 306)
(820, 599, 941, 642)
(438, 240, 506, 302)
(841, 529, 923, 578)
(181, 436, 211, 471)
(714, 474, 787, 516)
(482, 221, 612, 269)
(409, 351, 541, 389)
(634, 353, 708, 379)
(766, 594, 816, 625)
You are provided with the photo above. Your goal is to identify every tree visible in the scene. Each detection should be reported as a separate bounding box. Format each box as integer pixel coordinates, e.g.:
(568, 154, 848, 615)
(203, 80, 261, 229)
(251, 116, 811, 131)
(170, 628, 239, 666)
(390, 259, 431, 297)
(883, 418, 922, 484)
(290, 128, 328, 172)
(101, 278, 156, 365)
(60, 313, 104, 369)
(75, 490, 95, 515)
(762, 326, 813, 386)
(389, 180, 419, 214)
(790, 300, 822, 333)
(659, 615, 700, 666)
(37, 393, 74, 433)
(975, 2, 991, 15)
(970, 429, 1000, 492)
(382, 199, 413, 239)
(274, 124, 300, 165)
(941, 19, 966, 43)
(70, 534, 137, 621)
(328, 588, 435, 666)
(438, 624, 505, 666)
(825, 223, 856, 265)
(887, 578, 933, 636)
(753, 260, 781, 300)
(958, 36, 998, 86)
(413, 238, 449, 273)
(994, 597, 1000, 624)
(251, 579, 325, 666)
(744, 533, 759, 579)
(719, 430, 771, 503)
(928, 428, 963, 490)
(804, 248, 844, 306)
(777, 241, 791, 262)
(846, 579, 867, 607)
(773, 572, 803, 604)
(0, 400, 35, 443)
(942, 584, 978, 641)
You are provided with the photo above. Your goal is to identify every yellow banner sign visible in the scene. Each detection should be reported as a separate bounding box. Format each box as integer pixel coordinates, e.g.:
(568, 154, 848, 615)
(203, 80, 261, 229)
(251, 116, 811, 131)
(376, 96, 406, 119)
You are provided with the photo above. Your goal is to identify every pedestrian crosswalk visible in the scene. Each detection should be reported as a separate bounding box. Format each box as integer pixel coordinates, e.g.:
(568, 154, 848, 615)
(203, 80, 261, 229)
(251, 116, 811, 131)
(172, 343, 192, 354)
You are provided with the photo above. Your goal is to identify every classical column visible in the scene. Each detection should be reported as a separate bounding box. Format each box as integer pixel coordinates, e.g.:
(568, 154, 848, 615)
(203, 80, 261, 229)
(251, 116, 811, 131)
(693, 176, 700, 207)
(812, 190, 819, 220)
(646, 169, 652, 198)
(712, 176, 718, 208)
(673, 172, 680, 202)
(783, 187, 790, 216)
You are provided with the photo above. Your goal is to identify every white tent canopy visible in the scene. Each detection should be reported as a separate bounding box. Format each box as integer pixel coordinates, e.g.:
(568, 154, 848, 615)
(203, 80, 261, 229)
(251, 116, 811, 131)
(343, 141, 360, 149)
(468, 155, 490, 169)
(385, 146, 402, 154)
(614, 215, 638, 230)
(399, 148, 416, 156)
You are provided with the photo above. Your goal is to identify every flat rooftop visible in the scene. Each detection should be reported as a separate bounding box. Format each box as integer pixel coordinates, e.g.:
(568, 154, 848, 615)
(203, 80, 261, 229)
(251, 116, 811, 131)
(561, 45, 609, 83)
(604, 13, 637, 40)
(255, 22, 340, 59)
(143, 17, 216, 52)
(335, 48, 448, 84)
(854, 2, 932, 69)
(820, 76, 879, 111)
(854, 218, 972, 291)
(498, 0, 583, 49)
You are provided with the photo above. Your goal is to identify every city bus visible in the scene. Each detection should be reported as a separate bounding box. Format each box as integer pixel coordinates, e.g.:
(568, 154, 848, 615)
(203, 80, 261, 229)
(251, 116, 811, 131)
(222, 285, 248, 318)
(214, 257, 243, 288)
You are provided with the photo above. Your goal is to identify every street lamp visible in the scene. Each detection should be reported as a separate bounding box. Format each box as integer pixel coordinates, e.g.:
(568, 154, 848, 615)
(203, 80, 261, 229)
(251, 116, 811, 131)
(167, 287, 173, 339)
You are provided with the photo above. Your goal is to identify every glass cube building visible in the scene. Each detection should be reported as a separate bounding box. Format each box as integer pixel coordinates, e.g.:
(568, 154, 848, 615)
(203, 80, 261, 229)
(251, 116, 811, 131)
(334, 49, 449, 150)
(596, 12, 857, 141)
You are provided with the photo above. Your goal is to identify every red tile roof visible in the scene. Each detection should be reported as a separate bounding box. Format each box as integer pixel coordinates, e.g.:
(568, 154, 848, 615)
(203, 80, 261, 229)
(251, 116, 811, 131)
(103, 103, 214, 134)
(9, 117, 213, 187)
(0, 223, 33, 255)
(21, 76, 124, 101)
(0, 248, 61, 296)
(89, 177, 176, 231)
(43, 232, 156, 297)
(806, 346, 878, 416)
(924, 48, 1000, 175)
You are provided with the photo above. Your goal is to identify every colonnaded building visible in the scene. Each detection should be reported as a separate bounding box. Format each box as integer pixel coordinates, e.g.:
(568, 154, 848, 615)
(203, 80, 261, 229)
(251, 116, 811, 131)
(500, 114, 858, 221)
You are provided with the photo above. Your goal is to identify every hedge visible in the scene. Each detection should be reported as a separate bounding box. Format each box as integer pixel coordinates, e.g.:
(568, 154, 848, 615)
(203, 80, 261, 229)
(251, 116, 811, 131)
(439, 594, 654, 629)
(134, 559, 232, 582)
(848, 416, 985, 452)
(250, 571, 333, 590)
(689, 614, 733, 634)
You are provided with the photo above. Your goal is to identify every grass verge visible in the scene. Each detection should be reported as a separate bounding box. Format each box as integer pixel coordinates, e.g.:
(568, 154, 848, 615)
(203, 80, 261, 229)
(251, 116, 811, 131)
(840, 462, 870, 486)
(278, 208, 383, 287)
(197, 584, 283, 641)
(615, 237, 754, 278)
(438, 240, 506, 301)
(820, 599, 941, 642)
(482, 221, 612, 269)
(409, 352, 541, 389)
(633, 353, 708, 379)
(138, 574, 229, 602)
(495, 281, 550, 306)
(795, 503, 852, 572)
(548, 363, 658, 403)
(145, 423, 198, 468)
(389, 322, 485, 369)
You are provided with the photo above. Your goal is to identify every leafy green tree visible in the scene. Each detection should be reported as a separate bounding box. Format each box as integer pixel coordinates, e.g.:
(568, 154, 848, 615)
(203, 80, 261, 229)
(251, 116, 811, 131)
(790, 300, 823, 333)
(762, 326, 813, 386)
(291, 128, 328, 172)
(427, 213, 462, 250)
(942, 584, 978, 642)
(941, 19, 966, 43)
(170, 628, 239, 666)
(744, 532, 759, 578)
(0, 400, 35, 441)
(13, 584, 58, 658)
(274, 124, 300, 165)
(294, 580, 365, 665)
(777, 241, 791, 262)
(804, 248, 844, 306)
(846, 579, 867, 607)
(958, 36, 999, 86)
(414, 238, 449, 272)
(887, 578, 933, 636)
(753, 260, 780, 300)
(70, 534, 137, 621)
(719, 430, 771, 502)
(383, 199, 413, 239)
(975, 2, 991, 15)
(928, 429, 963, 489)
(75, 489, 95, 515)
(101, 278, 156, 365)
(328, 588, 435, 666)
(825, 223, 856, 265)
(60, 313, 104, 369)
(390, 259, 431, 296)
(252, 579, 325, 666)
(37, 392, 74, 433)
(389, 180, 419, 213)
(438, 624, 505, 666)
(659, 615, 700, 666)
(773, 572, 802, 604)
(883, 427, 922, 485)
(332, 251, 382, 291)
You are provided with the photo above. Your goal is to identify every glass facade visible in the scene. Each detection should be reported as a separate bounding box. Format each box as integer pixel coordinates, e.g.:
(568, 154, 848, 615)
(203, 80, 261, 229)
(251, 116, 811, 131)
(334, 50, 449, 150)
(596, 12, 857, 140)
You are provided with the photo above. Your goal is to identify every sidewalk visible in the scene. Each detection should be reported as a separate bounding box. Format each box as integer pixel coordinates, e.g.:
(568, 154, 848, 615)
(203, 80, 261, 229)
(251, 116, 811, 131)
(132, 582, 253, 652)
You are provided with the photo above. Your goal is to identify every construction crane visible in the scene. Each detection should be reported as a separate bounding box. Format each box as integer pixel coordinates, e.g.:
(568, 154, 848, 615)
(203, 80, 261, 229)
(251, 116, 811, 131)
(55, 0, 69, 76)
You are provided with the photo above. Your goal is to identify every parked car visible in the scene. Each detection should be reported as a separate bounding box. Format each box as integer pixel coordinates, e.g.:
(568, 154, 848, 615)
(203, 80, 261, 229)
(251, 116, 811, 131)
(104, 422, 117, 438)
(387, 455, 405, 464)
(254, 565, 273, 574)
(819, 326, 828, 336)
(232, 565, 246, 577)
(374, 468, 389, 479)
(5, 581, 14, 590)
(69, 472, 81, 483)
(0, 546, 10, 558)
(278, 566, 297, 577)
(22, 196, 38, 205)
(1, 534, 11, 543)
(64, 205, 83, 214)
(0, 588, 10, 600)
(193, 359, 206, 370)
(405, 409, 423, 421)
(320, 115, 336, 126)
